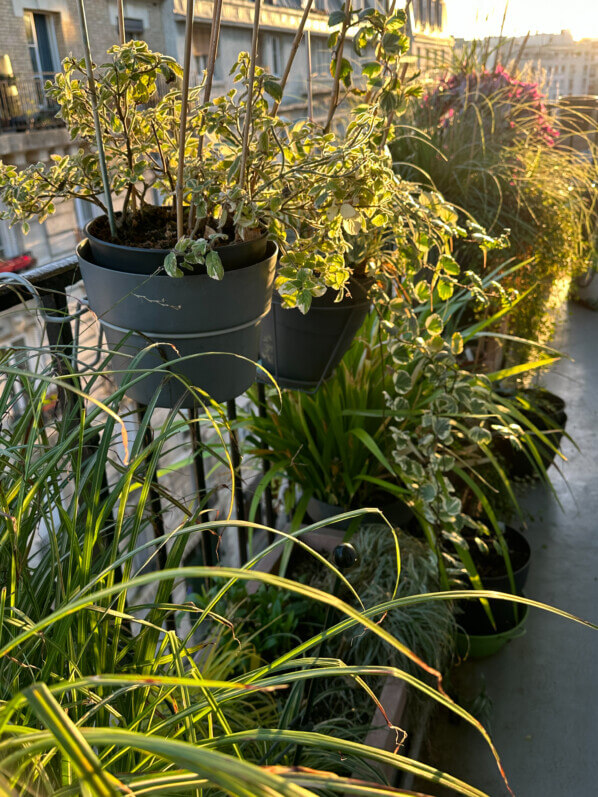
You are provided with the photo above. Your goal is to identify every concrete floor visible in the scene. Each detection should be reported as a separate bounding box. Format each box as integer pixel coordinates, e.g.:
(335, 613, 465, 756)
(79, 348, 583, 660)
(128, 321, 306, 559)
(415, 301, 598, 797)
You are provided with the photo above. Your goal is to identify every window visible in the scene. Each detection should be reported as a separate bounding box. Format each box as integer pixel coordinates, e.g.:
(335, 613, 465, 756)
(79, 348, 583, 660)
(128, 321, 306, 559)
(123, 16, 144, 42)
(311, 36, 330, 77)
(0, 220, 19, 261)
(436, 0, 443, 28)
(264, 34, 284, 77)
(24, 11, 60, 104)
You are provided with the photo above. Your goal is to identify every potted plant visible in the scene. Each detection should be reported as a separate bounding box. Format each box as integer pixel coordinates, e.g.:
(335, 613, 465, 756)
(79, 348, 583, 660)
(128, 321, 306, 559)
(245, 323, 414, 531)
(450, 520, 532, 658)
(0, 3, 384, 406)
(260, 5, 424, 389)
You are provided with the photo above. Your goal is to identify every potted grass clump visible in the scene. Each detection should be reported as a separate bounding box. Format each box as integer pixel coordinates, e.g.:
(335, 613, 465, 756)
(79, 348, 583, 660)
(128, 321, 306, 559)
(0, 2, 381, 406)
(245, 321, 414, 532)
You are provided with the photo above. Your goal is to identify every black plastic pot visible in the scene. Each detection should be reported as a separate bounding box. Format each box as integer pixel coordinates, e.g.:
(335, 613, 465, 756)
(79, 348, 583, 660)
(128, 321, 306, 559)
(86, 217, 269, 275)
(456, 602, 529, 659)
(260, 277, 371, 391)
(465, 526, 531, 594)
(77, 239, 277, 407)
(456, 527, 531, 634)
(306, 494, 413, 532)
(494, 387, 567, 478)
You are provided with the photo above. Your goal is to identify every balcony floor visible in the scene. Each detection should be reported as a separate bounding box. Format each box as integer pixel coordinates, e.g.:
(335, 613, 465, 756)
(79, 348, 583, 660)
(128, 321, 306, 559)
(414, 299, 598, 796)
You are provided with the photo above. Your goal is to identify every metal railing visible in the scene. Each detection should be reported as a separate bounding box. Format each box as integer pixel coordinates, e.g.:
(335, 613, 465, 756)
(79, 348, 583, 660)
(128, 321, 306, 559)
(0, 76, 63, 133)
(0, 256, 274, 569)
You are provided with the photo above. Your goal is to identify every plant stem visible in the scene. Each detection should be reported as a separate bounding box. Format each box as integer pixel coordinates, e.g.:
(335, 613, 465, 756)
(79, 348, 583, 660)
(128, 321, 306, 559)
(270, 0, 314, 117)
(238, 0, 261, 193)
(75, 0, 117, 239)
(117, 0, 126, 45)
(176, 0, 195, 240)
(323, 0, 352, 134)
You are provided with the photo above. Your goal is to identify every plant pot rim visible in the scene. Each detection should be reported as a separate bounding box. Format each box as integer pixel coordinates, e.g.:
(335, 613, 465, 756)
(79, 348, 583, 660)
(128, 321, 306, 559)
(464, 525, 531, 580)
(85, 217, 268, 259)
(78, 238, 277, 281)
(457, 602, 529, 642)
(271, 274, 372, 311)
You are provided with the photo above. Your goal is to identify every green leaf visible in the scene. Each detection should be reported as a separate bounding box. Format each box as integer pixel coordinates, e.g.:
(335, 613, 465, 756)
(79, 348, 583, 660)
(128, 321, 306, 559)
(263, 78, 283, 102)
(362, 61, 382, 79)
(164, 251, 182, 278)
(437, 277, 454, 300)
(328, 10, 347, 27)
(414, 281, 431, 303)
(425, 313, 443, 336)
(439, 253, 460, 275)
(206, 250, 224, 280)
(451, 332, 464, 355)
(469, 426, 493, 445)
(393, 369, 412, 394)
(24, 683, 116, 796)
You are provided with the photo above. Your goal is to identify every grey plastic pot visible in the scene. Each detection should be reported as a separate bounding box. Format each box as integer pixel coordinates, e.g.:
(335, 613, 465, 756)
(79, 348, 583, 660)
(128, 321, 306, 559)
(77, 239, 277, 407)
(85, 217, 269, 275)
(260, 277, 371, 391)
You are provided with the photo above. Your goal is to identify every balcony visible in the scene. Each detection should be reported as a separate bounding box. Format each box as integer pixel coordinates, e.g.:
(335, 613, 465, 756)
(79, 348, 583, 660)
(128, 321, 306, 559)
(0, 75, 63, 135)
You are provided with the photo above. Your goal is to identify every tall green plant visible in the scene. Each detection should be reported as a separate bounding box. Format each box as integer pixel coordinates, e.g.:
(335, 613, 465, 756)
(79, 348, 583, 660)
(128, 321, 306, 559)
(2, 340, 590, 795)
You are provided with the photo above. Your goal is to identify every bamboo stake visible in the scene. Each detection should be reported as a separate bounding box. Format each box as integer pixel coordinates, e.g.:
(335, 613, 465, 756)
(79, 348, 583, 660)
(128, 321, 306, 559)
(117, 0, 126, 45)
(323, 0, 352, 134)
(306, 29, 313, 122)
(238, 0, 261, 192)
(75, 0, 117, 238)
(204, 0, 223, 104)
(176, 0, 195, 240)
(270, 0, 314, 117)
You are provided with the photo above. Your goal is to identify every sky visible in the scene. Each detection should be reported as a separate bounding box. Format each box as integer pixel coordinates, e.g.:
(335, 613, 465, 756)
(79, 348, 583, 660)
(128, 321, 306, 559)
(444, 0, 598, 41)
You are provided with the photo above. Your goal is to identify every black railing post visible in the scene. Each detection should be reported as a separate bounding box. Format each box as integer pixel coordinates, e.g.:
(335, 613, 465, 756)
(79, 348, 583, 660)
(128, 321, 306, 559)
(257, 380, 276, 541)
(136, 404, 175, 632)
(227, 399, 248, 564)
(188, 407, 214, 571)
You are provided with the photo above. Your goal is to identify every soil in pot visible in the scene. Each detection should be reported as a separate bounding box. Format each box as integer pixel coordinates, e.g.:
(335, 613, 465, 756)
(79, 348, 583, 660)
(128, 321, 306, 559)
(87, 208, 268, 275)
(462, 526, 531, 594)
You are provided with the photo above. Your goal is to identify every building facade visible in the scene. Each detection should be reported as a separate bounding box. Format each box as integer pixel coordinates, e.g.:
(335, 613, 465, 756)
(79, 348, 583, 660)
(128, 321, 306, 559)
(483, 30, 598, 100)
(408, 0, 452, 70)
(0, 0, 453, 270)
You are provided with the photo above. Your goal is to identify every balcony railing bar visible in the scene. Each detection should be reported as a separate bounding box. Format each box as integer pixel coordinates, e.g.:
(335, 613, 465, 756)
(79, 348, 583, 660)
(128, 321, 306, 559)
(0, 77, 64, 133)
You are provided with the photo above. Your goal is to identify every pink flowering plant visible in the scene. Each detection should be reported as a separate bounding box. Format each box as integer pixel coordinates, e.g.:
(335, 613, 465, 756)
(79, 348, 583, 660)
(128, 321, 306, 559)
(429, 64, 559, 146)
(390, 58, 597, 362)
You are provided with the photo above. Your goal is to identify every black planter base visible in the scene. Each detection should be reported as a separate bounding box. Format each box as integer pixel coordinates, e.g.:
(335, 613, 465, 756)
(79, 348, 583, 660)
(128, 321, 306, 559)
(260, 277, 371, 391)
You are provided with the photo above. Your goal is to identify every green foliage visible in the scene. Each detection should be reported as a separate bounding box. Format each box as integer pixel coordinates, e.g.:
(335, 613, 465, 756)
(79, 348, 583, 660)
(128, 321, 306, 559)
(390, 61, 598, 361)
(0, 337, 524, 795)
(243, 320, 406, 510)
